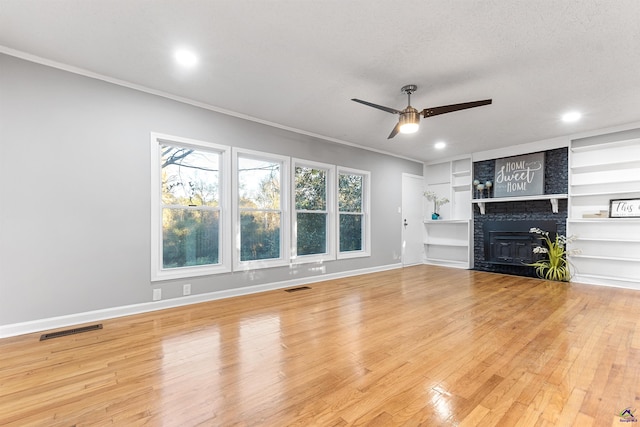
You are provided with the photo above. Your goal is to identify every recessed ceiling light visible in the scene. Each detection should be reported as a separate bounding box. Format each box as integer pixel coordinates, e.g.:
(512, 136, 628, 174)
(174, 49, 198, 67)
(434, 141, 446, 150)
(562, 111, 582, 123)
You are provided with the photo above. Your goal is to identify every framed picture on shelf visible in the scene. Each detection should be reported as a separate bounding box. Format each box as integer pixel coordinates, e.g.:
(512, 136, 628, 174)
(609, 198, 640, 218)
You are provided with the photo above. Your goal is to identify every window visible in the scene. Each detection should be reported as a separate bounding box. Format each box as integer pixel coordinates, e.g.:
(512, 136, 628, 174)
(234, 149, 290, 268)
(337, 168, 370, 258)
(152, 134, 370, 278)
(293, 160, 335, 262)
(150, 133, 231, 280)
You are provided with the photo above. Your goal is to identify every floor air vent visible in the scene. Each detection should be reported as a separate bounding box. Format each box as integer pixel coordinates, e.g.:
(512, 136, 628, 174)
(40, 324, 103, 341)
(285, 286, 311, 293)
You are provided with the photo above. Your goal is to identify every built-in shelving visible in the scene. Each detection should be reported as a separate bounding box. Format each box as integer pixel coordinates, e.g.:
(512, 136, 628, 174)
(423, 220, 473, 269)
(568, 135, 640, 288)
(423, 158, 473, 269)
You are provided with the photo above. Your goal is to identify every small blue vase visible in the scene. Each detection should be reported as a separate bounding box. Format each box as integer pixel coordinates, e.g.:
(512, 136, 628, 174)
(432, 213, 440, 220)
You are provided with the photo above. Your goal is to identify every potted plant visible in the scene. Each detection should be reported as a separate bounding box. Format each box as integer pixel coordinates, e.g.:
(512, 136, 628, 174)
(527, 227, 580, 281)
(423, 191, 450, 220)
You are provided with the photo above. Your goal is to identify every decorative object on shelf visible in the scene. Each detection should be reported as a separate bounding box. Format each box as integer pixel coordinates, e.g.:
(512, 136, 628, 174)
(476, 182, 485, 198)
(473, 179, 480, 198)
(494, 152, 545, 197)
(484, 180, 493, 198)
(609, 198, 640, 218)
(582, 210, 608, 218)
(424, 191, 449, 220)
(527, 227, 581, 282)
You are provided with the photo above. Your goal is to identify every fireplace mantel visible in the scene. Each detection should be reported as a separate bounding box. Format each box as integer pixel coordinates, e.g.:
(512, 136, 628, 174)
(472, 194, 568, 215)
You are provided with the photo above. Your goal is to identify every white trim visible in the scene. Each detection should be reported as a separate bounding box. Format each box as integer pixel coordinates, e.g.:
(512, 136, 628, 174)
(150, 132, 232, 281)
(0, 263, 402, 339)
(0, 46, 423, 164)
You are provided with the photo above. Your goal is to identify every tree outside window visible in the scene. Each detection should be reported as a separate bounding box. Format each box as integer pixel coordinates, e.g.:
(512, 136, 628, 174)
(338, 172, 365, 252)
(161, 145, 221, 268)
(237, 156, 283, 262)
(295, 166, 328, 256)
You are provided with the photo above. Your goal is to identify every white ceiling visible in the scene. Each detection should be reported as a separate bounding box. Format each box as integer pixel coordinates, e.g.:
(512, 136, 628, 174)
(1, 0, 639, 162)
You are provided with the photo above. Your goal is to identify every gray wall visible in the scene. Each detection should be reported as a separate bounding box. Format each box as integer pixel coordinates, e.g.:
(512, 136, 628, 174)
(0, 54, 422, 326)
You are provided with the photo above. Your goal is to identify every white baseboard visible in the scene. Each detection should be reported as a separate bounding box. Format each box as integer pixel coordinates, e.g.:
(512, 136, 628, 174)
(0, 263, 402, 339)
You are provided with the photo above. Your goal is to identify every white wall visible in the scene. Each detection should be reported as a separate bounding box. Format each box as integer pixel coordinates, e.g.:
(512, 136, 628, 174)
(0, 54, 423, 332)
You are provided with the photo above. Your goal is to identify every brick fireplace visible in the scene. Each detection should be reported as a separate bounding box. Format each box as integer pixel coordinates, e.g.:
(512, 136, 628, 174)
(473, 148, 568, 278)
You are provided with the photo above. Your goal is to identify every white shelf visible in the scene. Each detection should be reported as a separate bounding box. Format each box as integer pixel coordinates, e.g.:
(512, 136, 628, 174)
(424, 258, 470, 269)
(570, 137, 640, 152)
(472, 194, 567, 214)
(452, 170, 471, 176)
(424, 242, 468, 247)
(452, 184, 470, 190)
(570, 189, 640, 197)
(424, 219, 470, 224)
(573, 237, 640, 243)
(571, 179, 640, 187)
(568, 218, 640, 223)
(571, 159, 640, 172)
(571, 254, 640, 262)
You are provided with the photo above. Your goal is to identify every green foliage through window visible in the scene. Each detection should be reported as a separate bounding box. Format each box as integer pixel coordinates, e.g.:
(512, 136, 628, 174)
(339, 172, 364, 252)
(161, 144, 221, 269)
(295, 166, 328, 256)
(238, 157, 282, 262)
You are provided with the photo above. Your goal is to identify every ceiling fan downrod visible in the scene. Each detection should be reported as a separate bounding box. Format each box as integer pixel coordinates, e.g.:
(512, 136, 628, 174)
(401, 84, 418, 105)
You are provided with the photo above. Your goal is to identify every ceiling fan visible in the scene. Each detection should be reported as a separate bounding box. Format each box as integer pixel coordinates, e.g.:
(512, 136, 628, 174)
(352, 85, 492, 139)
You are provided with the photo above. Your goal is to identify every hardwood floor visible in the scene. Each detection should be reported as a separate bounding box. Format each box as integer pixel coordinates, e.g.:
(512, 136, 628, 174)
(1, 265, 639, 426)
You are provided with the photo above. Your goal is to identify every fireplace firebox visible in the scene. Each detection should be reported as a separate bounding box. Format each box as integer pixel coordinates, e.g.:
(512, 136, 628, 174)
(484, 220, 557, 266)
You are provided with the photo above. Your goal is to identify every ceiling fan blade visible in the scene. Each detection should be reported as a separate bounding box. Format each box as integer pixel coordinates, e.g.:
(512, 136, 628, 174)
(352, 98, 403, 115)
(421, 99, 492, 118)
(387, 121, 401, 139)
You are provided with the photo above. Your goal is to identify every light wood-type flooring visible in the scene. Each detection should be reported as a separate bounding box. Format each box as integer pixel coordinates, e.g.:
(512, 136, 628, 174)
(1, 265, 639, 426)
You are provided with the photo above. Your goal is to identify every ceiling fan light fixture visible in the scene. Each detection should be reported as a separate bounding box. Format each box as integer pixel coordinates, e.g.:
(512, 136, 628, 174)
(399, 122, 419, 134)
(399, 110, 420, 134)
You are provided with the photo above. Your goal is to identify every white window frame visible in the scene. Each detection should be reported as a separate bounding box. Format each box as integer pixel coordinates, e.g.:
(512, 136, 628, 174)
(291, 159, 336, 264)
(337, 167, 371, 259)
(150, 132, 231, 281)
(233, 148, 290, 270)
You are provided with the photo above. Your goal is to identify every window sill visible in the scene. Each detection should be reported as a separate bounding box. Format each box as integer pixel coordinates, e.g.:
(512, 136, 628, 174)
(337, 250, 370, 260)
(152, 264, 231, 282)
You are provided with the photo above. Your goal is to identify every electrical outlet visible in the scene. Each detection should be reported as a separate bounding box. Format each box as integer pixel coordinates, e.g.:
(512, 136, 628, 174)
(183, 284, 191, 296)
(152, 288, 161, 301)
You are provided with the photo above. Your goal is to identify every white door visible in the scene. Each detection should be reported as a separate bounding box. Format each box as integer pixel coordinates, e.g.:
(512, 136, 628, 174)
(402, 173, 424, 266)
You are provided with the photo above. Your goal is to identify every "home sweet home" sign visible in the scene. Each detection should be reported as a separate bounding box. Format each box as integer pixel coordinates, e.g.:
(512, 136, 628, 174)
(493, 152, 545, 197)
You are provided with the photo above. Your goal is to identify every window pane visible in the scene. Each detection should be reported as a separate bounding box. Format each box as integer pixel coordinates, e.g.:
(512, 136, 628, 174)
(295, 167, 326, 210)
(161, 145, 219, 207)
(240, 211, 281, 261)
(162, 208, 219, 268)
(297, 212, 327, 255)
(238, 157, 280, 209)
(338, 174, 362, 212)
(340, 214, 362, 252)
